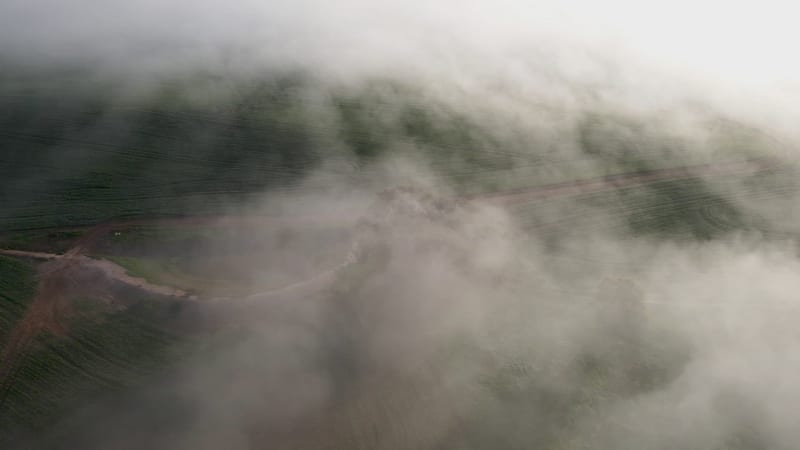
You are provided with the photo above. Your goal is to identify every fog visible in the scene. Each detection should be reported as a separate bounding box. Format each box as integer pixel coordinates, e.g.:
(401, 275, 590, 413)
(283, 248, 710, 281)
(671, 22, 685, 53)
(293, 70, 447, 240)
(3, 0, 800, 449)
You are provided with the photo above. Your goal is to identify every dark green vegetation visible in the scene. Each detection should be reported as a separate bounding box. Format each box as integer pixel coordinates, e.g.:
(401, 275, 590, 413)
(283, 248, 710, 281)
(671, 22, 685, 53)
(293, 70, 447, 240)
(0, 297, 188, 446)
(1, 69, 786, 233)
(2, 68, 799, 449)
(0, 256, 36, 346)
(0, 248, 201, 448)
(519, 177, 751, 240)
(0, 230, 84, 254)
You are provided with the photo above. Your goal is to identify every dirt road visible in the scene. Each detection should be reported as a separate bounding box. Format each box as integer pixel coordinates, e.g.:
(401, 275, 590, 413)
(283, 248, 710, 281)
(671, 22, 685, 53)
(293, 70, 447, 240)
(0, 157, 778, 405)
(475, 158, 771, 204)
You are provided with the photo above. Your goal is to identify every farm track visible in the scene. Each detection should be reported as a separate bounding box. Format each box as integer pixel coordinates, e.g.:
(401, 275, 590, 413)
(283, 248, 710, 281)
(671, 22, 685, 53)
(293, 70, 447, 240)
(0, 157, 779, 415)
(1, 156, 778, 300)
(474, 158, 773, 204)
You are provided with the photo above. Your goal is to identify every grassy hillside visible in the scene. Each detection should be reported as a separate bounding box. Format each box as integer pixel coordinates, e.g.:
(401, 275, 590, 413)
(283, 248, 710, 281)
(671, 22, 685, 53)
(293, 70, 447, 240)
(0, 256, 37, 347)
(1, 68, 798, 449)
(1, 69, 784, 233)
(0, 294, 193, 446)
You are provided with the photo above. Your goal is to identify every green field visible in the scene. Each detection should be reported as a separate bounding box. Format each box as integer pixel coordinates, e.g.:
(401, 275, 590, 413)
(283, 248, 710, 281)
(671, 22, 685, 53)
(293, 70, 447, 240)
(0, 297, 188, 444)
(0, 256, 37, 347)
(1, 68, 799, 449)
(1, 70, 783, 233)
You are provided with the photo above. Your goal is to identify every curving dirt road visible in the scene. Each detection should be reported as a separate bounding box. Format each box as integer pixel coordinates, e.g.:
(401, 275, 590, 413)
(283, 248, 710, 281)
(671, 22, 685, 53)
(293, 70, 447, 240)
(0, 157, 778, 405)
(1, 157, 778, 325)
(0, 250, 188, 298)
